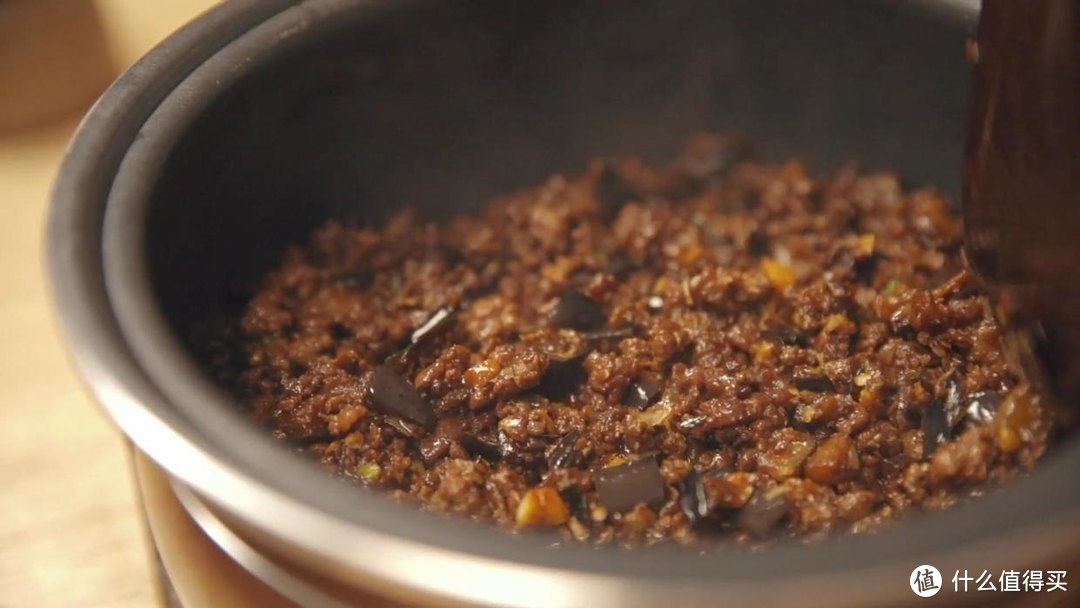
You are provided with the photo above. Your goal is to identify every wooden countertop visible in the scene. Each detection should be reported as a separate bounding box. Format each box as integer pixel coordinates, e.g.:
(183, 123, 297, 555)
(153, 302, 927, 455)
(0, 2, 215, 606)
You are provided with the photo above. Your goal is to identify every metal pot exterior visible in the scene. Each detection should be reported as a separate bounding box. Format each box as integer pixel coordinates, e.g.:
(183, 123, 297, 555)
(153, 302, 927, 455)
(48, 1, 1079, 606)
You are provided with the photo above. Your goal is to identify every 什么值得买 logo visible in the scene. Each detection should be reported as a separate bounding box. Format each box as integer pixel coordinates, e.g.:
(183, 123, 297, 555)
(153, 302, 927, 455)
(911, 565, 942, 598)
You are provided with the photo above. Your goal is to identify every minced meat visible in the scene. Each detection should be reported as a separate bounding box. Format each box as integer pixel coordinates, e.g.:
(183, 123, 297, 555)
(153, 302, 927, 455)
(206, 134, 1054, 547)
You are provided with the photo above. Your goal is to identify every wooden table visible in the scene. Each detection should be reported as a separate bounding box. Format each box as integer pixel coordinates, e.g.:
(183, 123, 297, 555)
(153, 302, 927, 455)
(0, 2, 215, 606)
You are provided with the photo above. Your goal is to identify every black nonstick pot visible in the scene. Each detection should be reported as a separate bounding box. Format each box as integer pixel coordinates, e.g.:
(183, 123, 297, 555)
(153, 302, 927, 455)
(48, 1, 1079, 606)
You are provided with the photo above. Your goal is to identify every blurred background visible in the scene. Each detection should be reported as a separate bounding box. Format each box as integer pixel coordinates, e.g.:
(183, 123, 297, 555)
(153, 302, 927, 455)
(0, 1, 214, 606)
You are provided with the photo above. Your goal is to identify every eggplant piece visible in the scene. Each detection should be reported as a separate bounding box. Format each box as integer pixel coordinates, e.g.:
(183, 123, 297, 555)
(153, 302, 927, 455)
(747, 230, 771, 258)
(942, 377, 965, 430)
(734, 489, 788, 538)
(551, 290, 605, 331)
(766, 326, 810, 347)
(559, 486, 591, 523)
(549, 430, 582, 469)
(966, 390, 1002, 425)
(410, 306, 457, 345)
(853, 253, 881, 285)
(793, 373, 835, 393)
(383, 416, 427, 439)
(371, 365, 437, 431)
(624, 380, 660, 409)
(594, 456, 666, 512)
(459, 433, 501, 461)
(538, 355, 588, 401)
(922, 398, 949, 458)
(536, 324, 632, 400)
(924, 377, 967, 458)
(419, 434, 453, 463)
(580, 326, 635, 342)
(497, 430, 548, 467)
(385, 305, 459, 369)
(419, 417, 464, 464)
(677, 469, 709, 525)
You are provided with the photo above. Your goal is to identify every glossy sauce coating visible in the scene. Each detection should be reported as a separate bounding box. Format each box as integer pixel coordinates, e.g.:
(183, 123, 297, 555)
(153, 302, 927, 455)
(209, 136, 1051, 546)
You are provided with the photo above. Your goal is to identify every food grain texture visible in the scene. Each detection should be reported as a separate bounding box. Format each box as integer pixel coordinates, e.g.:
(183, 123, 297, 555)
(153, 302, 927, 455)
(209, 134, 1054, 547)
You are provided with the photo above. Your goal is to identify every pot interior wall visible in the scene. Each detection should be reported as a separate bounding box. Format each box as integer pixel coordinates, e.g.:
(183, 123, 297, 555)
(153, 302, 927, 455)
(145, 0, 970, 352)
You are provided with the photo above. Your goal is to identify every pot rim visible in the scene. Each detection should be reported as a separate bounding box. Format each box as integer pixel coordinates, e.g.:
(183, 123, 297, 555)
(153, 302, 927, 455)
(49, 0, 1079, 606)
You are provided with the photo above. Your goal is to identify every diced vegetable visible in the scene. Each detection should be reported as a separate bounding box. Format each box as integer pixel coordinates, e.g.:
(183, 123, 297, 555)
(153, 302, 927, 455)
(805, 435, 859, 485)
(761, 258, 796, 291)
(624, 380, 660, 409)
(516, 487, 571, 527)
(594, 456, 666, 512)
(549, 430, 582, 469)
(371, 366, 437, 431)
(551, 290, 605, 330)
(735, 487, 789, 537)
